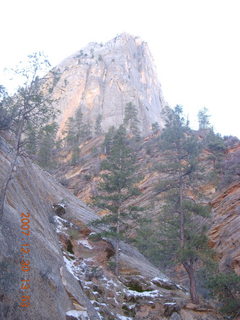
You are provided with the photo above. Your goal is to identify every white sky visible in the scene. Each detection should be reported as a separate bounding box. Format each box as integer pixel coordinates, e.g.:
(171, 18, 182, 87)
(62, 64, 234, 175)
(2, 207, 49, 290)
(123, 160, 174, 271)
(0, 0, 239, 137)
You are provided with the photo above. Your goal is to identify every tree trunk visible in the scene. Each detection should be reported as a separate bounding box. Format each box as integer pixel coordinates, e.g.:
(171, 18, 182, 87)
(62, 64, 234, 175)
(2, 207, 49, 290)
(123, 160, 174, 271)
(183, 261, 199, 304)
(115, 207, 120, 277)
(179, 175, 184, 249)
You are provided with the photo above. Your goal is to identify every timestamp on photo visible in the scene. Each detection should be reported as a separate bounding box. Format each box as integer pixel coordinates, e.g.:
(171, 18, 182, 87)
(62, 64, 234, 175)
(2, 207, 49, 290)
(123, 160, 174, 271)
(19, 212, 31, 308)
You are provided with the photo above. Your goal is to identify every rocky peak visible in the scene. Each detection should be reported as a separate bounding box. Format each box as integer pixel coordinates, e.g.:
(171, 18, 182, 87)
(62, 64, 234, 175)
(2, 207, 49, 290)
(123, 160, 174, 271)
(48, 33, 166, 137)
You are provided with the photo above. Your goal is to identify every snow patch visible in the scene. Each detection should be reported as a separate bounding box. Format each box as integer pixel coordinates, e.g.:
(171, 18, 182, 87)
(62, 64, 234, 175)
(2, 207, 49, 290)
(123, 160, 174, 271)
(152, 276, 169, 283)
(54, 216, 74, 235)
(66, 309, 88, 319)
(117, 314, 132, 320)
(124, 289, 162, 298)
(78, 239, 93, 249)
(63, 257, 79, 280)
(54, 216, 68, 235)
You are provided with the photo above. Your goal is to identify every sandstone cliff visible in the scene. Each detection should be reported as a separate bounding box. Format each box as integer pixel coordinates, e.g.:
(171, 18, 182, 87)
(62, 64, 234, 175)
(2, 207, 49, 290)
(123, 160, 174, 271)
(47, 33, 166, 137)
(209, 181, 240, 274)
(0, 134, 222, 319)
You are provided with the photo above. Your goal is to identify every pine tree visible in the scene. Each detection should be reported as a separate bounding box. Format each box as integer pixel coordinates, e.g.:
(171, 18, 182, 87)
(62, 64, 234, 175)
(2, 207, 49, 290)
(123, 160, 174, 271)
(103, 126, 115, 155)
(207, 271, 240, 317)
(37, 123, 58, 169)
(65, 117, 78, 147)
(124, 102, 140, 140)
(95, 114, 103, 135)
(153, 106, 210, 304)
(198, 107, 210, 130)
(74, 107, 91, 141)
(204, 130, 226, 174)
(0, 86, 15, 130)
(24, 123, 38, 156)
(151, 122, 160, 135)
(93, 125, 141, 276)
(64, 107, 91, 164)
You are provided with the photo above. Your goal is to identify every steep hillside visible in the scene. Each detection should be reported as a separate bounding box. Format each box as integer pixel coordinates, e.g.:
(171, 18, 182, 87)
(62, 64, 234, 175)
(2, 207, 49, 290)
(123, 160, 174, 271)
(209, 181, 240, 274)
(0, 134, 224, 320)
(46, 33, 166, 137)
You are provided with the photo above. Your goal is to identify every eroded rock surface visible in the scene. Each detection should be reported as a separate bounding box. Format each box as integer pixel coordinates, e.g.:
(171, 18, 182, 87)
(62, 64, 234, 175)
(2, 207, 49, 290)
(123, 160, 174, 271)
(47, 33, 166, 137)
(209, 181, 240, 274)
(0, 135, 223, 319)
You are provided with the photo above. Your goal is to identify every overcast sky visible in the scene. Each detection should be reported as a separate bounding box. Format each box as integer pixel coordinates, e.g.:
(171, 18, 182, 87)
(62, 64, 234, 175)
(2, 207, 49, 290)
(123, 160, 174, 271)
(1, 0, 239, 137)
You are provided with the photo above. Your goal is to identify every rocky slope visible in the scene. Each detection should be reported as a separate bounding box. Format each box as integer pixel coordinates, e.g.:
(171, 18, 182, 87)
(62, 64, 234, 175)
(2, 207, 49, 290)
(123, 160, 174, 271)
(209, 181, 240, 274)
(47, 33, 166, 137)
(0, 134, 223, 319)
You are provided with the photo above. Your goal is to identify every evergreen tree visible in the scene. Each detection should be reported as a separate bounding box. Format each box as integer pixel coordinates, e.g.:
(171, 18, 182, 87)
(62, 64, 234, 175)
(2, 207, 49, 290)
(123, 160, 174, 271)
(0, 86, 12, 130)
(95, 114, 103, 135)
(207, 271, 240, 317)
(93, 125, 141, 276)
(64, 107, 91, 164)
(65, 117, 78, 147)
(198, 107, 210, 130)
(74, 107, 91, 141)
(204, 130, 226, 174)
(24, 123, 38, 156)
(103, 126, 115, 155)
(124, 102, 140, 140)
(153, 106, 210, 304)
(37, 123, 58, 169)
(151, 122, 160, 135)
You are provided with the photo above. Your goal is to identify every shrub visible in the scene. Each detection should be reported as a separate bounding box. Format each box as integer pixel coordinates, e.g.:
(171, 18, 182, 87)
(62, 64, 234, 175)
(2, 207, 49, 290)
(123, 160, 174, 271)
(207, 271, 240, 317)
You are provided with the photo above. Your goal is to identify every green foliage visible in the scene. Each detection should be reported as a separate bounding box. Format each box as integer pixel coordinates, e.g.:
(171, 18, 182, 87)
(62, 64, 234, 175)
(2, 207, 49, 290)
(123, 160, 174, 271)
(156, 199, 210, 266)
(24, 123, 38, 155)
(0, 86, 15, 130)
(10, 52, 58, 138)
(65, 107, 91, 149)
(205, 130, 225, 153)
(107, 260, 117, 271)
(124, 102, 141, 140)
(0, 52, 59, 220)
(94, 125, 140, 211)
(24, 122, 58, 169)
(88, 232, 102, 241)
(151, 122, 160, 135)
(207, 271, 240, 317)
(198, 107, 210, 130)
(64, 106, 92, 163)
(92, 125, 142, 262)
(0, 53, 59, 158)
(65, 117, 76, 146)
(48, 68, 61, 93)
(66, 239, 74, 254)
(37, 123, 58, 169)
(103, 126, 115, 155)
(137, 105, 213, 303)
(70, 146, 80, 165)
(203, 130, 226, 178)
(95, 114, 103, 135)
(134, 221, 167, 267)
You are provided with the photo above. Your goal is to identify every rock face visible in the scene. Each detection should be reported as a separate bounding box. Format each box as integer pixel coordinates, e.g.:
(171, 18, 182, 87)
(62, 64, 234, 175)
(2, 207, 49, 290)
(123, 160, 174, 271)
(48, 33, 166, 137)
(0, 135, 223, 319)
(209, 181, 240, 274)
